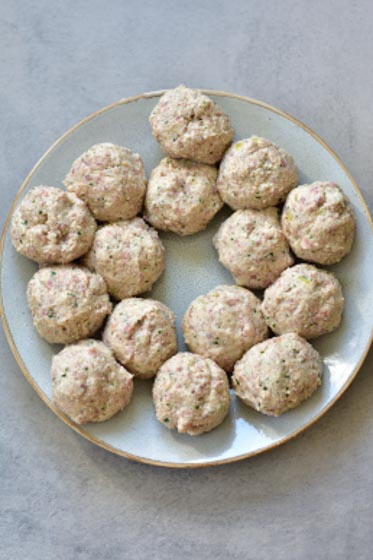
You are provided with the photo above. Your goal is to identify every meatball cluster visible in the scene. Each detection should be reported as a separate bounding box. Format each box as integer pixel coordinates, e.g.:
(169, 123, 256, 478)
(10, 85, 356, 437)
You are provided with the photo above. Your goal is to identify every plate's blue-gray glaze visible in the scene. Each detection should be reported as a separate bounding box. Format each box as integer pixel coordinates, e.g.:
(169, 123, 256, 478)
(1, 92, 372, 466)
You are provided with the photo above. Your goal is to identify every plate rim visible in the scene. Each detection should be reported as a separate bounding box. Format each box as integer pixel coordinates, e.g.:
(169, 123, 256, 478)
(1, 88, 372, 469)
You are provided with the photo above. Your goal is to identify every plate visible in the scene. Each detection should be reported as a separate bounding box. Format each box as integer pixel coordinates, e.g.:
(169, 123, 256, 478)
(1, 90, 372, 468)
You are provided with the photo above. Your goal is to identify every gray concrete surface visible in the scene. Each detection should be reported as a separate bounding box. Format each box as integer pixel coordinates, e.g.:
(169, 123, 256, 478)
(1, 1, 372, 558)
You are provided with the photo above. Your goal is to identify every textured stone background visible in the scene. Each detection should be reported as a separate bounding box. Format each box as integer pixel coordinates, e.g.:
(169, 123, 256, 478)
(1, 1, 372, 558)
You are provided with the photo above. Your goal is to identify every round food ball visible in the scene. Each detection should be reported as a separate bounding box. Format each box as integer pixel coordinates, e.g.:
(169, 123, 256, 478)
(52, 339, 133, 424)
(232, 333, 322, 416)
(213, 208, 294, 289)
(262, 263, 344, 339)
(27, 265, 112, 344)
(153, 352, 230, 435)
(103, 298, 177, 378)
(144, 157, 222, 236)
(149, 85, 234, 164)
(217, 136, 298, 210)
(182, 285, 268, 372)
(63, 143, 147, 222)
(281, 181, 355, 264)
(11, 186, 96, 264)
(82, 218, 165, 300)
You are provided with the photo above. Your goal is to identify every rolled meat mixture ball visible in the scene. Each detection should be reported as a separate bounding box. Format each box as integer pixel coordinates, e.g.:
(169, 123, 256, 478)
(149, 85, 234, 164)
(52, 339, 133, 424)
(82, 218, 165, 300)
(281, 181, 356, 264)
(182, 285, 268, 372)
(27, 265, 112, 344)
(217, 136, 298, 210)
(63, 143, 147, 222)
(144, 157, 222, 236)
(213, 208, 293, 289)
(232, 333, 322, 416)
(103, 298, 177, 379)
(153, 352, 230, 435)
(262, 263, 344, 339)
(11, 186, 96, 264)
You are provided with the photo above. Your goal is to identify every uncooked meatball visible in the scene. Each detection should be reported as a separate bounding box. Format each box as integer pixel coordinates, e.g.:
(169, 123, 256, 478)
(281, 181, 355, 264)
(27, 265, 112, 344)
(262, 263, 344, 339)
(11, 186, 96, 264)
(52, 339, 133, 424)
(149, 85, 234, 164)
(144, 157, 222, 235)
(217, 136, 298, 210)
(103, 298, 177, 379)
(153, 352, 230, 435)
(213, 208, 293, 289)
(182, 285, 268, 371)
(82, 218, 165, 300)
(64, 143, 147, 222)
(232, 333, 322, 416)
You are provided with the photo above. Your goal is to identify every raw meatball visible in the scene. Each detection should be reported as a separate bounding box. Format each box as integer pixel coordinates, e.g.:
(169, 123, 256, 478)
(232, 333, 322, 416)
(11, 186, 96, 264)
(27, 265, 112, 344)
(217, 136, 298, 210)
(213, 208, 294, 289)
(145, 157, 222, 235)
(52, 339, 133, 424)
(182, 285, 268, 372)
(153, 352, 230, 435)
(281, 181, 355, 264)
(103, 298, 177, 379)
(149, 85, 234, 164)
(82, 218, 164, 300)
(262, 263, 344, 339)
(64, 143, 146, 222)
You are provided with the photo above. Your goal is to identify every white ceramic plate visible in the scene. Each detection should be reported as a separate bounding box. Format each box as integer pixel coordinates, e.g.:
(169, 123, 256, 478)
(1, 90, 372, 468)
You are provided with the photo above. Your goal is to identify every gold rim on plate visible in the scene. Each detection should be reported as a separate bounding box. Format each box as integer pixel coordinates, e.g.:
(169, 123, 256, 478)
(1, 89, 372, 468)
